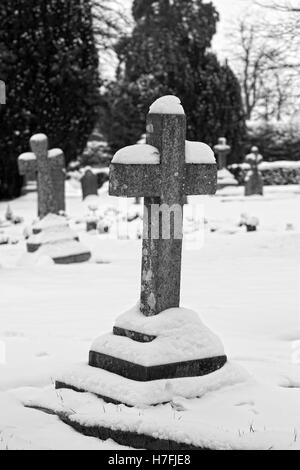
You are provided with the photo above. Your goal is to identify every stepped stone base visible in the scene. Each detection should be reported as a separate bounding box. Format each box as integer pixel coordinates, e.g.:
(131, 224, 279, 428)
(27, 214, 91, 264)
(27, 236, 80, 253)
(56, 413, 207, 450)
(50, 307, 231, 447)
(22, 361, 248, 450)
(217, 169, 238, 189)
(52, 251, 91, 265)
(89, 350, 227, 382)
(87, 306, 227, 386)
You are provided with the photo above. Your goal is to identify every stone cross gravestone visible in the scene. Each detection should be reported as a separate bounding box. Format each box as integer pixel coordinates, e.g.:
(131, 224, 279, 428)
(214, 137, 238, 189)
(56, 96, 227, 417)
(80, 168, 98, 200)
(214, 137, 231, 170)
(18, 134, 65, 218)
(244, 146, 264, 196)
(85, 96, 227, 380)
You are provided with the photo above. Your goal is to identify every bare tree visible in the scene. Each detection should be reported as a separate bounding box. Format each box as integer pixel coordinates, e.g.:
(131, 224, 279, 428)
(256, 0, 300, 58)
(230, 18, 282, 120)
(256, 1, 300, 12)
(228, 9, 300, 122)
(92, 0, 129, 51)
(91, 0, 131, 79)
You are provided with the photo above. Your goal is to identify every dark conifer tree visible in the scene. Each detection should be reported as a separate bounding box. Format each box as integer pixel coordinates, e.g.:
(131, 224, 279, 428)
(0, 0, 100, 199)
(102, 0, 245, 162)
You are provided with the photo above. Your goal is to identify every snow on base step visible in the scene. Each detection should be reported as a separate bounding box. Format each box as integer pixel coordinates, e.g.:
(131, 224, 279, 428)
(16, 371, 300, 450)
(92, 306, 225, 367)
(55, 361, 247, 407)
(29, 214, 91, 264)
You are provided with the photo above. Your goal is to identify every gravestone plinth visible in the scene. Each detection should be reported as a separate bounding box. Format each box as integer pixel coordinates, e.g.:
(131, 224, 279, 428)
(26, 214, 91, 264)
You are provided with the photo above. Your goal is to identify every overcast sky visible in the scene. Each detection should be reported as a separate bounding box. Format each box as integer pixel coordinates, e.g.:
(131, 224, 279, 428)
(212, 0, 255, 56)
(122, 0, 259, 58)
(104, 0, 277, 78)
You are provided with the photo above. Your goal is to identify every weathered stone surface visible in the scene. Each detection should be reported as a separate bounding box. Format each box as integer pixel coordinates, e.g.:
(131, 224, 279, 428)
(184, 164, 217, 195)
(89, 351, 227, 381)
(109, 164, 161, 197)
(30, 135, 57, 219)
(49, 150, 65, 213)
(109, 163, 216, 198)
(141, 114, 186, 316)
(18, 153, 37, 176)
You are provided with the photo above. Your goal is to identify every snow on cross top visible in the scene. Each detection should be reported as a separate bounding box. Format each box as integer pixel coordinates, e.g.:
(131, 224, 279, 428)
(185, 141, 216, 164)
(149, 95, 185, 115)
(30, 133, 47, 142)
(112, 144, 160, 164)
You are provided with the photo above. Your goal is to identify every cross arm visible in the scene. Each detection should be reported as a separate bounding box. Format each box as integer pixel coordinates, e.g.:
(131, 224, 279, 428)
(18, 152, 37, 176)
(183, 163, 217, 196)
(109, 163, 161, 198)
(48, 149, 65, 170)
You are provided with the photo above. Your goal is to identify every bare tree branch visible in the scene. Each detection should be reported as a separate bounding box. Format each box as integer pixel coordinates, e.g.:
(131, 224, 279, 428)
(255, 1, 300, 12)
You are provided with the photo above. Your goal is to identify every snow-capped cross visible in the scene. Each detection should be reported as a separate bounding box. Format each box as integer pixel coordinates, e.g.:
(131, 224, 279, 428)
(109, 96, 217, 317)
(18, 134, 65, 218)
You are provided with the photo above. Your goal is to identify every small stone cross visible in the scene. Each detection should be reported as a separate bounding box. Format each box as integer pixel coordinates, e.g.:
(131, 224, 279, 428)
(18, 134, 65, 218)
(110, 96, 217, 316)
(214, 137, 231, 170)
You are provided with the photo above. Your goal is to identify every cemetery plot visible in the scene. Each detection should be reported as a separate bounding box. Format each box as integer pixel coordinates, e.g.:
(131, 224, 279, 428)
(0, 98, 299, 450)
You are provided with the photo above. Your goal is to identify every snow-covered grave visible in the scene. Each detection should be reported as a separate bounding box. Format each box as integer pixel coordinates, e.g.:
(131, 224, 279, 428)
(17, 134, 91, 264)
(0, 99, 299, 450)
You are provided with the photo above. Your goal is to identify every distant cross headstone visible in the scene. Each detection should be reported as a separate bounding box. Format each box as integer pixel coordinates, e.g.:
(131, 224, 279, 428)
(18, 134, 65, 218)
(244, 146, 264, 196)
(214, 137, 231, 170)
(109, 96, 217, 316)
(80, 168, 98, 200)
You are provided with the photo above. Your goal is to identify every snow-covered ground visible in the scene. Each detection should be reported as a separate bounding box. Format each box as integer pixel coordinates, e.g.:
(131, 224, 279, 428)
(0, 182, 299, 449)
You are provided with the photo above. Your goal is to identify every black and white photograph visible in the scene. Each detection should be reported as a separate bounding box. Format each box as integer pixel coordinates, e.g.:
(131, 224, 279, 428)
(0, 0, 299, 452)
